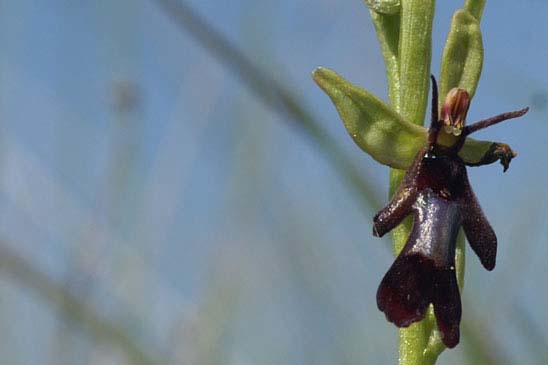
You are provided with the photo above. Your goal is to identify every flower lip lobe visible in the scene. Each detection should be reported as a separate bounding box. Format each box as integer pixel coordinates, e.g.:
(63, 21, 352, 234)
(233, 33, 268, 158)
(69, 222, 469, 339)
(377, 253, 462, 348)
(377, 254, 433, 328)
(431, 268, 461, 348)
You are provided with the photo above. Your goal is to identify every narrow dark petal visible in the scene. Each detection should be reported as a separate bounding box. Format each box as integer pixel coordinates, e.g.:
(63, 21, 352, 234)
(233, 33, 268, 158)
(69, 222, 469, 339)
(463, 107, 529, 136)
(432, 269, 462, 348)
(460, 177, 497, 270)
(373, 187, 415, 237)
(372, 151, 425, 237)
(428, 75, 440, 144)
(377, 254, 434, 327)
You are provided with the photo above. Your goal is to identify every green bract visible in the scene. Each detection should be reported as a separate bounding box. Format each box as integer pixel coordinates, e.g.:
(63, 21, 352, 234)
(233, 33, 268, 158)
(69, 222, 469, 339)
(440, 9, 484, 102)
(313, 67, 510, 171)
(364, 0, 401, 15)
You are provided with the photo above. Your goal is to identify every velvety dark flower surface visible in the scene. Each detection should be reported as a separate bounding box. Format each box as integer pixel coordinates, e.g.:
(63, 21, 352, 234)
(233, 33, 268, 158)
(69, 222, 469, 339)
(373, 77, 527, 348)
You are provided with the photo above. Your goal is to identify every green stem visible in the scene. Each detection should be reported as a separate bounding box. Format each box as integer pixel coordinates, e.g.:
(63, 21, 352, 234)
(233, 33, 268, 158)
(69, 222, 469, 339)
(388, 1, 435, 364)
(370, 3, 436, 363)
(397, 0, 435, 120)
(371, 0, 488, 362)
(369, 10, 401, 109)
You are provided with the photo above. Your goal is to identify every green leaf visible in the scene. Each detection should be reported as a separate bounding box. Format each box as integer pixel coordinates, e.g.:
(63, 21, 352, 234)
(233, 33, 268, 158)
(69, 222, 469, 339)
(440, 9, 484, 101)
(313, 67, 514, 170)
(363, 0, 400, 15)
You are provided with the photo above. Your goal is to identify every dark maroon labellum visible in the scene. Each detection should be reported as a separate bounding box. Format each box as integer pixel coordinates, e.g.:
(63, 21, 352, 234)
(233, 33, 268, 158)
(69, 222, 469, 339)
(373, 76, 528, 348)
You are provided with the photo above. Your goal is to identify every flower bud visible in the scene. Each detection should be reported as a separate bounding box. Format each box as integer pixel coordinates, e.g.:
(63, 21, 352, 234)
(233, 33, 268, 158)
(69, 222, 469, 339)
(441, 88, 470, 136)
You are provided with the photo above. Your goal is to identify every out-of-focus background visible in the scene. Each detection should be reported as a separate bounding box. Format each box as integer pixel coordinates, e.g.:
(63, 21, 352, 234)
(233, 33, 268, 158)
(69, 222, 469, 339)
(0, 1, 547, 364)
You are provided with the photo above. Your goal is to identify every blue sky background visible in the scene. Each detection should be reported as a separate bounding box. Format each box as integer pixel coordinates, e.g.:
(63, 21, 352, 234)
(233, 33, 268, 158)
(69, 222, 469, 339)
(0, 1, 547, 364)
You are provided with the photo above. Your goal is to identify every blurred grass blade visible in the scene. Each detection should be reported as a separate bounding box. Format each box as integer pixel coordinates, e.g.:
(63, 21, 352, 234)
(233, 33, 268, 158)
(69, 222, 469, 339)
(0, 242, 164, 365)
(440, 9, 484, 101)
(313, 67, 515, 172)
(461, 312, 510, 365)
(152, 0, 382, 210)
(511, 303, 548, 364)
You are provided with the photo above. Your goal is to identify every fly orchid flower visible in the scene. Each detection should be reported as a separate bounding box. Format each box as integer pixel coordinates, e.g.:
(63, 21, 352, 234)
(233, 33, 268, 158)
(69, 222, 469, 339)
(373, 76, 528, 347)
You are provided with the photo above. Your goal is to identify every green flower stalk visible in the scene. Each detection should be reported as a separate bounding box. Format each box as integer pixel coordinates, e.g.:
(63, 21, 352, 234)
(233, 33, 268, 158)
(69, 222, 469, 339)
(314, 0, 527, 364)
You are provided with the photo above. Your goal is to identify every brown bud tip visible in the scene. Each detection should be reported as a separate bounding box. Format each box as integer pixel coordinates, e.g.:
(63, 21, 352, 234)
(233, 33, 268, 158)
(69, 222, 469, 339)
(441, 88, 471, 135)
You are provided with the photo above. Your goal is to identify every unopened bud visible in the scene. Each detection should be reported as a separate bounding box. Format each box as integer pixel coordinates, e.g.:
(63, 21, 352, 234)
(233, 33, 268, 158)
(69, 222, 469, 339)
(363, 0, 400, 15)
(441, 88, 470, 135)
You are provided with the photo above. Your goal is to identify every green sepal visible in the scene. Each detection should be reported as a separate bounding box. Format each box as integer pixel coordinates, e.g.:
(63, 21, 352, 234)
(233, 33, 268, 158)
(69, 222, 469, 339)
(313, 67, 513, 170)
(313, 67, 424, 169)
